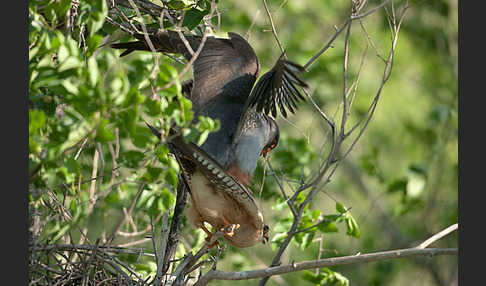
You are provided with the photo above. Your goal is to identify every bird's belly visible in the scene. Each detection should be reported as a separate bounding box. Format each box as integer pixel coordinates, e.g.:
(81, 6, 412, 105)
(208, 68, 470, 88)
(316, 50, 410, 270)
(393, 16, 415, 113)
(188, 171, 226, 223)
(186, 171, 265, 248)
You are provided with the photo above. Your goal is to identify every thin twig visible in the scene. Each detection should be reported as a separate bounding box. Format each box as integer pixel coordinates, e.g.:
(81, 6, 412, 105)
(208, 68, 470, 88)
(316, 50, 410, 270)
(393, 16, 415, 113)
(262, 0, 285, 55)
(155, 1, 217, 93)
(127, 0, 160, 80)
(105, 182, 146, 245)
(267, 161, 297, 217)
(117, 212, 163, 237)
(340, 20, 352, 137)
(417, 224, 458, 249)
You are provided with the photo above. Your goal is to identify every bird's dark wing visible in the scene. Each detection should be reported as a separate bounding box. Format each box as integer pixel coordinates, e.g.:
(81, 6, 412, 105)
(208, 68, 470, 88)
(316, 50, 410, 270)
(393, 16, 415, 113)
(112, 31, 260, 110)
(246, 53, 308, 118)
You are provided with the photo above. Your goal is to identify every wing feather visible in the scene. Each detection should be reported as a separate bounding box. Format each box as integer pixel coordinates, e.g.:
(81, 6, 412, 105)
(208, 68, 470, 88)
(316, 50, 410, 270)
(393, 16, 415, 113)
(247, 54, 308, 118)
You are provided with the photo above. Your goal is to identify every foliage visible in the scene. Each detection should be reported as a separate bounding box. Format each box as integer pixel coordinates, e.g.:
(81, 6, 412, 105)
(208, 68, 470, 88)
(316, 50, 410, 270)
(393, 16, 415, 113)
(29, 0, 457, 285)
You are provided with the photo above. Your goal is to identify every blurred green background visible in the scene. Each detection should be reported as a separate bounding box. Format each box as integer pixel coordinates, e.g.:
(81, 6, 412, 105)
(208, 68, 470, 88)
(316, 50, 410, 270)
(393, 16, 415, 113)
(29, 0, 457, 285)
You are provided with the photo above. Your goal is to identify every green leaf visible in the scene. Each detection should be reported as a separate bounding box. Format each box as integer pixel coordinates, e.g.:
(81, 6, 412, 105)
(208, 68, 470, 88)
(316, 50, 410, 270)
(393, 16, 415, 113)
(165, 169, 178, 187)
(149, 196, 163, 217)
(155, 144, 170, 164)
(320, 268, 350, 286)
(87, 34, 103, 56)
(318, 221, 339, 233)
(345, 214, 360, 238)
(300, 232, 315, 250)
(167, 0, 187, 10)
(58, 56, 82, 72)
(65, 157, 80, 173)
(29, 136, 41, 154)
(301, 270, 322, 284)
(409, 163, 428, 177)
(104, 191, 120, 206)
(51, 224, 71, 243)
(87, 56, 99, 87)
(335, 202, 346, 214)
(96, 119, 115, 142)
(161, 187, 175, 210)
(182, 8, 209, 30)
(179, 97, 193, 123)
(61, 79, 79, 95)
(119, 150, 145, 168)
(387, 178, 408, 194)
(69, 199, 77, 214)
(87, 0, 108, 36)
(157, 63, 179, 91)
(57, 45, 69, 63)
(29, 109, 46, 135)
(143, 97, 163, 116)
(131, 125, 153, 149)
(143, 167, 163, 182)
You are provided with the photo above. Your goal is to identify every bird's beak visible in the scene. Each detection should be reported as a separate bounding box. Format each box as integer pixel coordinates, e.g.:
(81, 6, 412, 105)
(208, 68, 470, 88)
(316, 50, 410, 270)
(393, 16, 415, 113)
(262, 224, 270, 244)
(261, 147, 271, 158)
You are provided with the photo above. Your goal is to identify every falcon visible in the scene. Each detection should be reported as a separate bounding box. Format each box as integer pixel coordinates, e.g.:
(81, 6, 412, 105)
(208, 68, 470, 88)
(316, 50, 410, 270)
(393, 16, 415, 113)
(112, 30, 308, 247)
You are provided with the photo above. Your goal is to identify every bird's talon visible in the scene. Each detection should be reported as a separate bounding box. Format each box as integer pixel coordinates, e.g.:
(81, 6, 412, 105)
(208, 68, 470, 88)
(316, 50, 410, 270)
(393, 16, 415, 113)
(222, 223, 240, 237)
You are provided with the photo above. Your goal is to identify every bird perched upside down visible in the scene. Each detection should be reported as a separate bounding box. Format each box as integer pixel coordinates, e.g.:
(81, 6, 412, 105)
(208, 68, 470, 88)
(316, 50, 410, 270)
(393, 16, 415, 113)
(113, 30, 308, 248)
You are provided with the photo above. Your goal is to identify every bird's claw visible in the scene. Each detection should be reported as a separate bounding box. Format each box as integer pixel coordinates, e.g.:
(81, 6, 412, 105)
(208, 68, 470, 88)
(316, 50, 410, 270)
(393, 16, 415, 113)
(221, 223, 240, 237)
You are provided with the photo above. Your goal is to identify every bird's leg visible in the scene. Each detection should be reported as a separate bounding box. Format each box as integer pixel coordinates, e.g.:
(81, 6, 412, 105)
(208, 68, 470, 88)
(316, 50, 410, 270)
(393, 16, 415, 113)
(200, 223, 219, 248)
(220, 217, 240, 237)
(200, 223, 212, 238)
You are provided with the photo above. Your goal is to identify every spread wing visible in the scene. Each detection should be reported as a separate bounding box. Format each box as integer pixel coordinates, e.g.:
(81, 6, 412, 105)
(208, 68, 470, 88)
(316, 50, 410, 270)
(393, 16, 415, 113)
(112, 31, 260, 110)
(231, 54, 308, 145)
(246, 53, 308, 118)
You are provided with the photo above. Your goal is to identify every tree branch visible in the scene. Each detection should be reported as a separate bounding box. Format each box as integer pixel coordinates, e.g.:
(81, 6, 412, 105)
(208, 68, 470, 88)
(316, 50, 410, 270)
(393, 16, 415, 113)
(195, 248, 457, 285)
(417, 224, 458, 249)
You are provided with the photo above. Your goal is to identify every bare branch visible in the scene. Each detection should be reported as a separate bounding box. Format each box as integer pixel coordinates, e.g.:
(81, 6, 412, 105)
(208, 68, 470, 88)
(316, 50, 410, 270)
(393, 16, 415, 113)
(154, 213, 169, 286)
(266, 160, 297, 217)
(340, 20, 352, 137)
(162, 179, 189, 276)
(105, 182, 146, 245)
(304, 20, 350, 70)
(127, 0, 160, 80)
(262, 0, 285, 55)
(197, 248, 457, 285)
(417, 224, 458, 249)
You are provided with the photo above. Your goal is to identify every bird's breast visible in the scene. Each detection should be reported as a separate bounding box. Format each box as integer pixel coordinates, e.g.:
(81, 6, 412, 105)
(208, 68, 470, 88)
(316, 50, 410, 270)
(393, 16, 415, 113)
(188, 171, 225, 219)
(226, 161, 253, 188)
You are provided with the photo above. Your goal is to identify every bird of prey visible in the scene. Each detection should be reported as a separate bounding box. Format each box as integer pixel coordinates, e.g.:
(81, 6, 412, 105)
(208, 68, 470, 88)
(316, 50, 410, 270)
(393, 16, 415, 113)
(112, 30, 308, 247)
